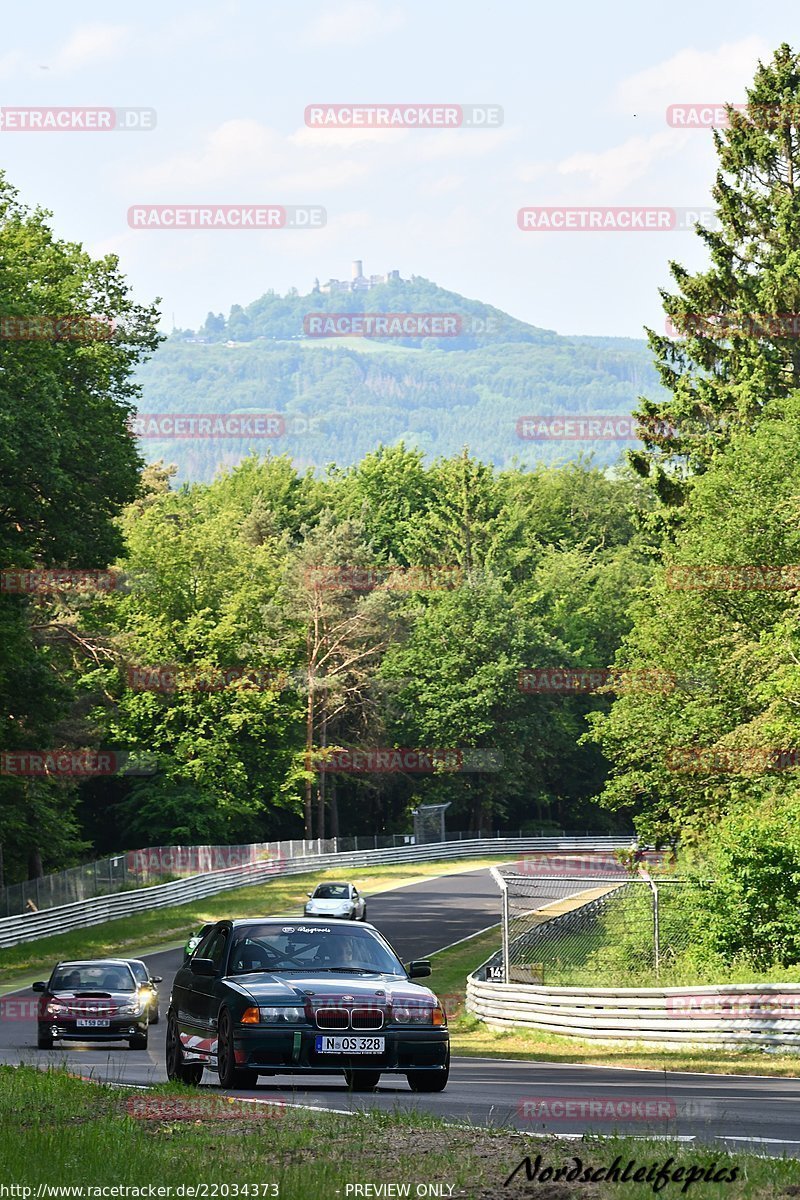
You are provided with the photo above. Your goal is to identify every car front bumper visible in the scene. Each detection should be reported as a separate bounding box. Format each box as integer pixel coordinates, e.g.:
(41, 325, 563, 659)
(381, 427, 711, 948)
(231, 1026, 449, 1074)
(40, 1018, 148, 1041)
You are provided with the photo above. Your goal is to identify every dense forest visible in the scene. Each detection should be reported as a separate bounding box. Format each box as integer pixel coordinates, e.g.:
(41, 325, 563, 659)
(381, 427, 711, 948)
(5, 44, 800, 984)
(135, 286, 662, 480)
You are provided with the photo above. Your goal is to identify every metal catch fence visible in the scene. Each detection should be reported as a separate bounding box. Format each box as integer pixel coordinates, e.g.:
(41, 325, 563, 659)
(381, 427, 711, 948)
(489, 858, 695, 987)
(0, 827, 614, 917)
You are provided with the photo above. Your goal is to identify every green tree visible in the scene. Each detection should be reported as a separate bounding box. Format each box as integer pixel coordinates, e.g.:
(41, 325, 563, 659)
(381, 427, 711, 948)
(0, 174, 160, 883)
(632, 43, 800, 508)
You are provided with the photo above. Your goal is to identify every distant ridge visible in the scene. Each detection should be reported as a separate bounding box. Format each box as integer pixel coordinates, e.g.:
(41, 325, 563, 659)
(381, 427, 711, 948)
(136, 275, 663, 482)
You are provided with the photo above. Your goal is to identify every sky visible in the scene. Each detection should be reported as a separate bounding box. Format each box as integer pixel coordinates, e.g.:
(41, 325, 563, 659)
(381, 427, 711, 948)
(0, 1, 797, 338)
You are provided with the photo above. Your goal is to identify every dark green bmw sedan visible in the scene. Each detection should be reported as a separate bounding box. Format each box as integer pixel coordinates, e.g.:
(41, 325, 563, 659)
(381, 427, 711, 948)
(166, 918, 450, 1092)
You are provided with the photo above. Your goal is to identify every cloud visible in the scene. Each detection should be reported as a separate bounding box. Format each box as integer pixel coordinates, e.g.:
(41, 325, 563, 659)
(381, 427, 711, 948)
(126, 119, 373, 195)
(52, 23, 131, 72)
(291, 125, 412, 149)
(557, 130, 693, 192)
(304, 1, 405, 46)
(0, 23, 130, 79)
(420, 174, 466, 196)
(616, 37, 771, 117)
(131, 120, 284, 191)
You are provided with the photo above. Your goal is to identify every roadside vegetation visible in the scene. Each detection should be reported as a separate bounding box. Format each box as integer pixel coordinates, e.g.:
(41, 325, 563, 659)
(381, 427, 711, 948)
(429, 929, 800, 1078)
(0, 856, 506, 984)
(1, 1066, 797, 1199)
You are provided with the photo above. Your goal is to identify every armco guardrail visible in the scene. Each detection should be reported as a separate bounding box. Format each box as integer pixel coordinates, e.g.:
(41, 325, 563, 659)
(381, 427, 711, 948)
(0, 837, 628, 949)
(465, 975, 800, 1049)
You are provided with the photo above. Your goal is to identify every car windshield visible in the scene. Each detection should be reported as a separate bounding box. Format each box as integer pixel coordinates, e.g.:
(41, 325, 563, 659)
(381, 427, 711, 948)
(228, 924, 404, 975)
(129, 962, 148, 983)
(51, 964, 136, 992)
(313, 885, 350, 899)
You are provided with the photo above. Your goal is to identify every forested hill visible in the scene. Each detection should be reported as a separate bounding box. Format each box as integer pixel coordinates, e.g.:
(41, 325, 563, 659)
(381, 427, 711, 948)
(136, 276, 663, 481)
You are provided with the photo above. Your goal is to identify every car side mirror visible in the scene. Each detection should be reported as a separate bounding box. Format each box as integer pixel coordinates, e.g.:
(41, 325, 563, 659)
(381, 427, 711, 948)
(189, 957, 216, 977)
(407, 960, 431, 979)
(307, 892, 313, 898)
(32, 981, 46, 992)
(151, 976, 163, 984)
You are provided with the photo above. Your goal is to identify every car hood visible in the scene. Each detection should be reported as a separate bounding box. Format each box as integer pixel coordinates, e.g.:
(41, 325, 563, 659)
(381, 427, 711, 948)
(48, 989, 139, 1003)
(306, 900, 351, 910)
(230, 972, 436, 1005)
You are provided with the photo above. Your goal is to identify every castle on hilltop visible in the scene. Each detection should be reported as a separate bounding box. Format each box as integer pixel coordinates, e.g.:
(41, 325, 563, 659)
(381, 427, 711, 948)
(315, 260, 402, 294)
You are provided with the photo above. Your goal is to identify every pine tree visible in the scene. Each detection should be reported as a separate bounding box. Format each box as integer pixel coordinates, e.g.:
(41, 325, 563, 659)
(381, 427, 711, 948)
(632, 43, 800, 508)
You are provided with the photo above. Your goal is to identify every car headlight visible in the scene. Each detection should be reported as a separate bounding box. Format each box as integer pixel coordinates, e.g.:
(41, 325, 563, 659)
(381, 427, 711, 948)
(259, 1005, 305, 1024)
(45, 1002, 66, 1016)
(118, 1002, 143, 1016)
(392, 1003, 446, 1026)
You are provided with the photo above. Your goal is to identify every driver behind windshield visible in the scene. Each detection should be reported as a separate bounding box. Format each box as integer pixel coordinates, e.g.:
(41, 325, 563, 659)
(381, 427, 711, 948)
(228, 927, 401, 974)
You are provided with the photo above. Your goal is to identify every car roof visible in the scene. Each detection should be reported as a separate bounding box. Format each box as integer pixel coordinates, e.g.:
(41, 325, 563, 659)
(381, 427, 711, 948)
(228, 916, 368, 928)
(56, 959, 134, 967)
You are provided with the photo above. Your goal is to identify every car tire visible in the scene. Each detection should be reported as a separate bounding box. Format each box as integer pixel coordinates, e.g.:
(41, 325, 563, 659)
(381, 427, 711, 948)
(217, 1008, 259, 1090)
(37, 1028, 53, 1050)
(150, 1007, 160, 1026)
(360, 906, 367, 922)
(343, 1068, 381, 1091)
(407, 1051, 449, 1093)
(129, 1031, 148, 1050)
(165, 1011, 203, 1086)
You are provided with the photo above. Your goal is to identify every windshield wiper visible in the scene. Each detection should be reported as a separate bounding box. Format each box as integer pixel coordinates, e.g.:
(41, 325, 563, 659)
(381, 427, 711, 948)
(313, 967, 383, 974)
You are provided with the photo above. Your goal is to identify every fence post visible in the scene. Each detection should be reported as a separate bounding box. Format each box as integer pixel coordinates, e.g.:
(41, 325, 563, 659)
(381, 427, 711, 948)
(650, 879, 660, 979)
(490, 866, 509, 984)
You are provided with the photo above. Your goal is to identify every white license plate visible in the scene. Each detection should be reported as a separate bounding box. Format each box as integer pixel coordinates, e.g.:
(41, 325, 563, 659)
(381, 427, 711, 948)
(76, 1019, 110, 1027)
(315, 1035, 384, 1054)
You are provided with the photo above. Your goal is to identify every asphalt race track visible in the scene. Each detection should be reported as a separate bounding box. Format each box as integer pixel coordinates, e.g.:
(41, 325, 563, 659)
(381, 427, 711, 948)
(3, 866, 800, 1157)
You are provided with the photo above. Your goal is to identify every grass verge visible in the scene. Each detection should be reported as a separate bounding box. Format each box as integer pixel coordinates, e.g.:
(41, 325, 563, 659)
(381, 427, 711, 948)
(0, 856, 508, 986)
(428, 929, 800, 1078)
(0, 1066, 797, 1199)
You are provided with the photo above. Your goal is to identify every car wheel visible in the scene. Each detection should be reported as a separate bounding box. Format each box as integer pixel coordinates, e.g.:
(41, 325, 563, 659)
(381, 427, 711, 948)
(129, 1031, 148, 1050)
(217, 1008, 259, 1090)
(407, 1051, 449, 1093)
(343, 1068, 381, 1091)
(150, 1006, 160, 1026)
(360, 906, 367, 922)
(165, 1011, 203, 1085)
(37, 1028, 53, 1050)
